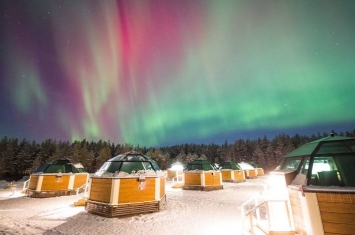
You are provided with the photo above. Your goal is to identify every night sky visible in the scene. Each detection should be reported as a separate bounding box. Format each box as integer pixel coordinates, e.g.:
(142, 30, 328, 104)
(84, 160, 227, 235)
(1, 0, 355, 147)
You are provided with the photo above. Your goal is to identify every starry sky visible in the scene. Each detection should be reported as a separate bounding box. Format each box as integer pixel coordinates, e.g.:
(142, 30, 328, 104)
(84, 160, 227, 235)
(1, 0, 355, 147)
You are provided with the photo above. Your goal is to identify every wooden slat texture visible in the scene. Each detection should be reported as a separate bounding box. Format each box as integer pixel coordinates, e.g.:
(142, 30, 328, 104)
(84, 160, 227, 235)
(292, 212, 304, 225)
(323, 222, 355, 234)
(321, 211, 355, 224)
(160, 177, 165, 198)
(205, 172, 221, 186)
(28, 175, 39, 190)
(233, 170, 245, 181)
(288, 188, 299, 197)
(41, 175, 70, 190)
(290, 204, 303, 218)
(247, 169, 257, 179)
(184, 173, 201, 185)
(86, 200, 161, 218)
(183, 185, 223, 191)
(89, 178, 112, 203)
(289, 194, 302, 208)
(118, 178, 155, 203)
(317, 192, 355, 234)
(27, 190, 70, 198)
(294, 221, 307, 235)
(73, 173, 88, 188)
(288, 188, 305, 234)
(317, 193, 355, 203)
(318, 201, 355, 214)
(257, 168, 264, 176)
(221, 171, 232, 181)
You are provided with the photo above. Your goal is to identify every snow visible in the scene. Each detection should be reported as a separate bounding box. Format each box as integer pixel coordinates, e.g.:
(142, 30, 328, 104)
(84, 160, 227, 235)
(0, 175, 269, 235)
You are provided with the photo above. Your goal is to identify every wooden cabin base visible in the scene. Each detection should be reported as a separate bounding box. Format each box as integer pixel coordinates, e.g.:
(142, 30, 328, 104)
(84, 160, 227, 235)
(26, 189, 75, 198)
(222, 179, 246, 183)
(86, 194, 166, 218)
(182, 185, 223, 191)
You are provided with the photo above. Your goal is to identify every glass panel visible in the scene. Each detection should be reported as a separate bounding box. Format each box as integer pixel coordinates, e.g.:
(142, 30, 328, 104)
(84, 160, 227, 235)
(120, 162, 144, 173)
(187, 164, 200, 171)
(35, 164, 49, 173)
(292, 157, 309, 185)
(105, 162, 122, 173)
(299, 157, 309, 175)
(315, 139, 355, 155)
(334, 155, 355, 187)
(203, 163, 214, 171)
(46, 165, 65, 173)
(142, 162, 153, 170)
(96, 162, 110, 175)
(280, 157, 303, 170)
(65, 165, 72, 173)
(311, 156, 342, 186)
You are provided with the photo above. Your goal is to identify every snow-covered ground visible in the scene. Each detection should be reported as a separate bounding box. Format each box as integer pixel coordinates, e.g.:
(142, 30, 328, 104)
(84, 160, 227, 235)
(0, 175, 268, 235)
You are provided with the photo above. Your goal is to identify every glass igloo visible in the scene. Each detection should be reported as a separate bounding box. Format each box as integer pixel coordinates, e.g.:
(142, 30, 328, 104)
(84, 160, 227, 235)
(86, 151, 166, 217)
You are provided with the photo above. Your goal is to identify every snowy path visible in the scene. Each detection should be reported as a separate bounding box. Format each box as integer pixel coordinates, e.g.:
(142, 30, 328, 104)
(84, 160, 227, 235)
(0, 176, 268, 235)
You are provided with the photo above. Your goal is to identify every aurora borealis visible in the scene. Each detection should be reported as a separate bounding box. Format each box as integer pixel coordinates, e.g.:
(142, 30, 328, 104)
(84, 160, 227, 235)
(1, 0, 355, 147)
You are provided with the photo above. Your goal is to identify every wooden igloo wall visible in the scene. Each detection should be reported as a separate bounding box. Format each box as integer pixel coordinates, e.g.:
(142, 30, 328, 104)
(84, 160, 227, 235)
(27, 173, 89, 197)
(183, 171, 223, 191)
(86, 175, 166, 217)
(221, 169, 246, 183)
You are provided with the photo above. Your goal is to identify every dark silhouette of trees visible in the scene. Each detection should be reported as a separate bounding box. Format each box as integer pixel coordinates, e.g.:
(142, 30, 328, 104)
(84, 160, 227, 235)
(1, 129, 354, 180)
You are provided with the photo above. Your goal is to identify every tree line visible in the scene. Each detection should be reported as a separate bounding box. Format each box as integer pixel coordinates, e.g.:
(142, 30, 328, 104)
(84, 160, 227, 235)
(1, 130, 355, 181)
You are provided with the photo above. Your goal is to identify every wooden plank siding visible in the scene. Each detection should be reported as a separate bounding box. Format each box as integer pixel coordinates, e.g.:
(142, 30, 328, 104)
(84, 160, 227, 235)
(28, 175, 39, 190)
(160, 177, 165, 198)
(222, 170, 245, 182)
(245, 169, 257, 179)
(184, 173, 201, 185)
(73, 173, 89, 188)
(288, 188, 306, 235)
(233, 170, 245, 181)
(257, 168, 264, 176)
(205, 172, 221, 186)
(317, 192, 355, 235)
(88, 177, 165, 205)
(118, 178, 156, 203)
(221, 171, 232, 181)
(41, 175, 70, 190)
(89, 178, 112, 203)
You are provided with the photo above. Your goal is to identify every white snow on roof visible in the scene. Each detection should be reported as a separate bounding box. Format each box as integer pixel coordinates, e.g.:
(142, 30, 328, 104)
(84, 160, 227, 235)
(238, 162, 255, 170)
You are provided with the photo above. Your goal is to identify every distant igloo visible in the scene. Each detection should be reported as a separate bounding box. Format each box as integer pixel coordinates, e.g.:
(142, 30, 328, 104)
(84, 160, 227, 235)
(26, 158, 89, 197)
(183, 158, 223, 191)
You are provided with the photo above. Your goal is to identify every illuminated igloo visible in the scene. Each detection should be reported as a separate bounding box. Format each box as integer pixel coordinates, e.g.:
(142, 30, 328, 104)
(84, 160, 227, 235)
(238, 162, 258, 179)
(220, 161, 246, 183)
(269, 135, 355, 234)
(27, 158, 89, 197)
(85, 151, 166, 217)
(183, 158, 223, 191)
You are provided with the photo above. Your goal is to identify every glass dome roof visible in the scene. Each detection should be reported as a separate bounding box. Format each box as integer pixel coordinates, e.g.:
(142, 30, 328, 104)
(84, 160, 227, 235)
(186, 159, 217, 171)
(220, 161, 242, 170)
(34, 158, 86, 173)
(95, 151, 161, 176)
